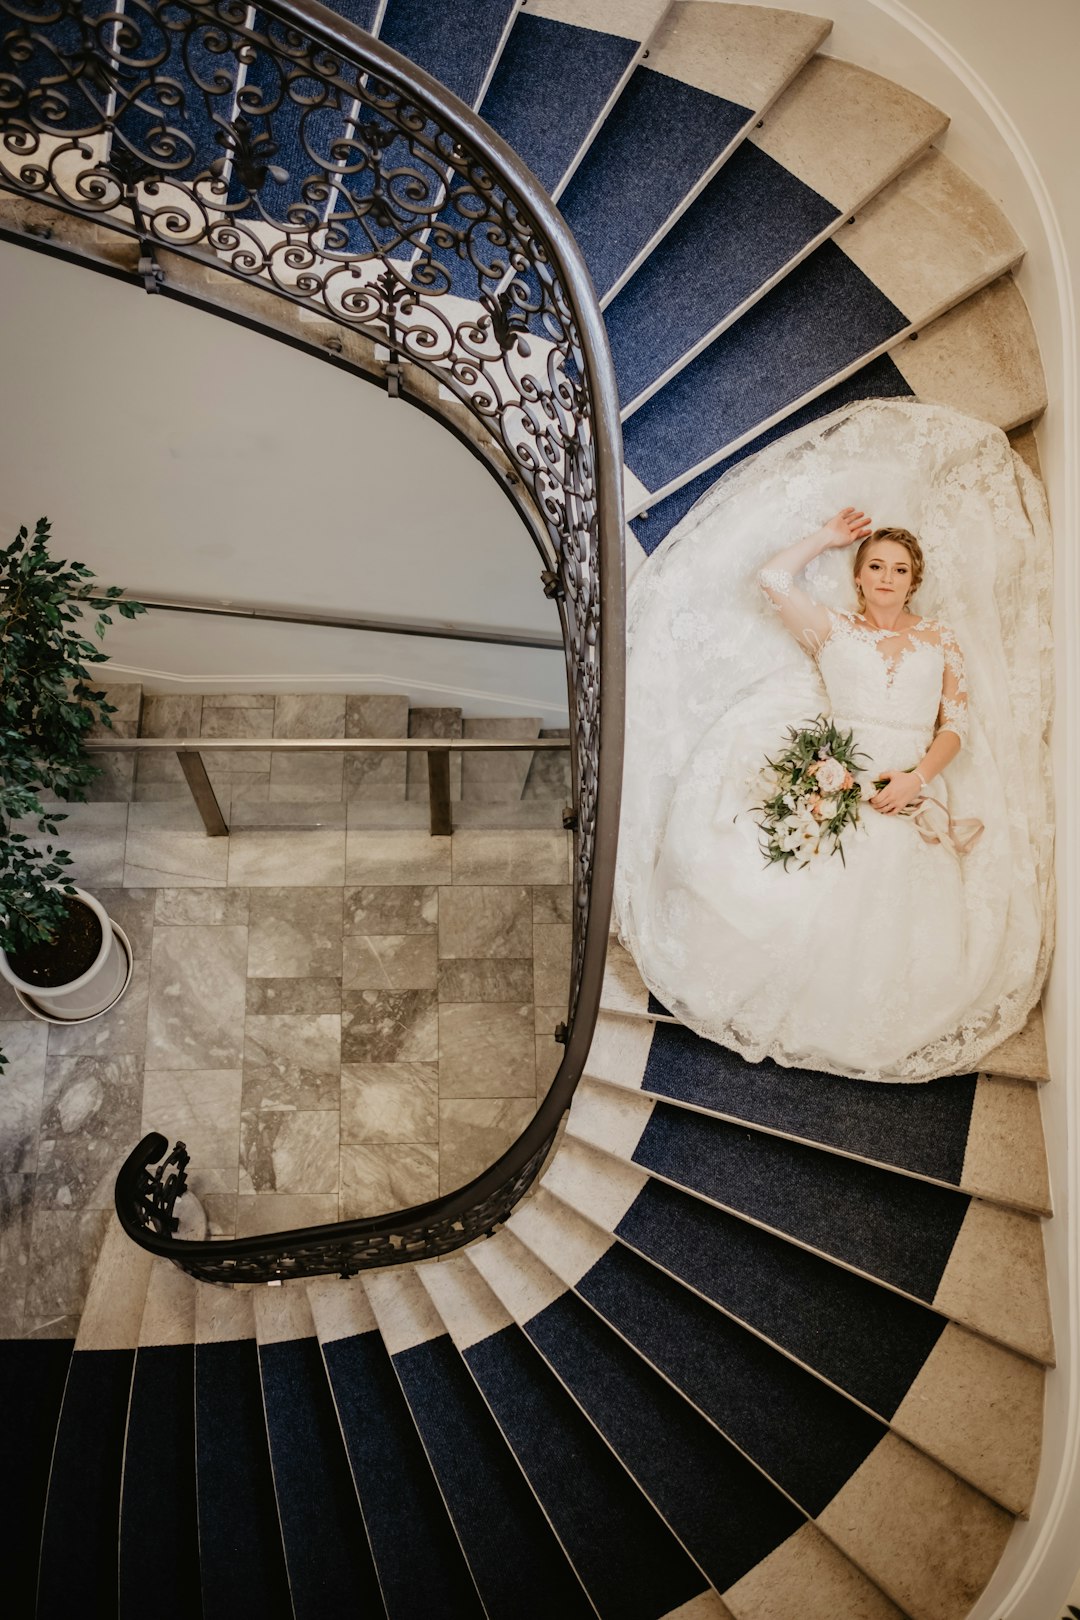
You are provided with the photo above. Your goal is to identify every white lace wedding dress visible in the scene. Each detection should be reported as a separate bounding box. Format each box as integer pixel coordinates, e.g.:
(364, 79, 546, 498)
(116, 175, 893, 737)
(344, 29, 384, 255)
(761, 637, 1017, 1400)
(614, 400, 1054, 1081)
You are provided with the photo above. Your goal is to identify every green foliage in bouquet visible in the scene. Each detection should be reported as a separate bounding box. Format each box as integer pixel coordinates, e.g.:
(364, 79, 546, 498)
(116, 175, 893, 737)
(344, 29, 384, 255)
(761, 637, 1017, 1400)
(1, 517, 146, 1065)
(754, 716, 868, 870)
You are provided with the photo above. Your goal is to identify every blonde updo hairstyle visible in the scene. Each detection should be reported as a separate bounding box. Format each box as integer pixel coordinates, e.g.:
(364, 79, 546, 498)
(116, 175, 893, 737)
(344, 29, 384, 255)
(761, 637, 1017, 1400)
(852, 526, 925, 610)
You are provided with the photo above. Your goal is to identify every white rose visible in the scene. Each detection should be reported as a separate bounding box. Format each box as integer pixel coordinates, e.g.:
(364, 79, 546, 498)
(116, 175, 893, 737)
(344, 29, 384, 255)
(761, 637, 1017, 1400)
(815, 757, 847, 793)
(816, 796, 839, 820)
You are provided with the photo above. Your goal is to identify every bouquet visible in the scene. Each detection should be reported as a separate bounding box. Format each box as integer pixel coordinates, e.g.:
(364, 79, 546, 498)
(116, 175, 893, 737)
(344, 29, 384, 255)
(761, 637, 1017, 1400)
(753, 717, 868, 869)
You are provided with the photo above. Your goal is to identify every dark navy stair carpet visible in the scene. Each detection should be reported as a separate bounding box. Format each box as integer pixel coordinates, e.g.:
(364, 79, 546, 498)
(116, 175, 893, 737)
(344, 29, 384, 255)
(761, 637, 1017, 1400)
(0, 1339, 73, 1620)
(559, 67, 752, 300)
(321, 1326, 485, 1619)
(480, 13, 637, 193)
(567, 1241, 885, 1515)
(605, 141, 841, 407)
(522, 1289, 807, 1588)
(629, 356, 914, 553)
(379, 0, 517, 108)
(631, 1102, 970, 1301)
(195, 1338, 292, 1620)
(119, 1345, 201, 1620)
(640, 1024, 979, 1184)
(622, 241, 909, 493)
(259, 1334, 385, 1619)
(392, 1333, 595, 1618)
(465, 1323, 707, 1618)
(615, 1178, 947, 1417)
(36, 1347, 134, 1618)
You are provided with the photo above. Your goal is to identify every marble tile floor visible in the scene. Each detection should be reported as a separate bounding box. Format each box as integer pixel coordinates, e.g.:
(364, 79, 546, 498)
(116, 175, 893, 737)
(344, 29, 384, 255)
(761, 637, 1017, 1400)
(0, 824, 573, 1339)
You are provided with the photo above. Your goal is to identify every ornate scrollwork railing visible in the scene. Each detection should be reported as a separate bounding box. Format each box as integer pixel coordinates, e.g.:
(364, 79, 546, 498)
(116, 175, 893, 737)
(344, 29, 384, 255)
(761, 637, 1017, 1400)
(1, 0, 624, 1279)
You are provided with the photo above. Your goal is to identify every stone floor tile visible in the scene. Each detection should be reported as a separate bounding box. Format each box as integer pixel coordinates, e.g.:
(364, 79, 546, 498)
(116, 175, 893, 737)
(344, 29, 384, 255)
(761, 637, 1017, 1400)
(344, 885, 438, 935)
(227, 830, 346, 886)
(140, 694, 204, 737)
(82, 752, 135, 803)
(23, 1207, 112, 1324)
(532, 884, 574, 925)
(343, 935, 438, 992)
(32, 802, 129, 889)
(536, 1032, 564, 1100)
(36, 1054, 143, 1208)
(244, 1012, 341, 1072)
(141, 1069, 242, 1194)
(341, 990, 439, 1063)
(438, 884, 532, 960)
(533, 922, 572, 1006)
(200, 1192, 237, 1237)
(93, 887, 157, 956)
(406, 707, 462, 800)
(125, 801, 228, 888)
(451, 829, 569, 885)
(341, 1063, 439, 1145)
(146, 926, 248, 1069)
(239, 1108, 339, 1194)
(340, 1143, 439, 1218)
(242, 1063, 340, 1113)
(230, 802, 346, 830)
(0, 980, 34, 1020)
(44, 958, 151, 1059)
(438, 1003, 535, 1098)
(0, 1024, 48, 1173)
(437, 959, 533, 1003)
(0, 1173, 34, 1333)
(268, 752, 345, 803)
(438, 1099, 535, 1194)
(201, 705, 275, 739)
(247, 888, 343, 979)
(235, 1193, 339, 1237)
(154, 889, 250, 926)
(345, 693, 409, 801)
(274, 694, 346, 738)
(345, 831, 452, 886)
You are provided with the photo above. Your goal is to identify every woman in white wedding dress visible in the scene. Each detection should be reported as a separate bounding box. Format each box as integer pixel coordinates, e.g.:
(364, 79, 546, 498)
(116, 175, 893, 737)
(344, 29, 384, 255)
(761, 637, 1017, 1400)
(614, 400, 1053, 1082)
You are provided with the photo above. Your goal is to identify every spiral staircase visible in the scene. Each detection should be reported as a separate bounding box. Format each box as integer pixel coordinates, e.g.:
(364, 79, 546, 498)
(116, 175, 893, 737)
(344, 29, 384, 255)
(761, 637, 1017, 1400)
(0, 2, 1057, 1617)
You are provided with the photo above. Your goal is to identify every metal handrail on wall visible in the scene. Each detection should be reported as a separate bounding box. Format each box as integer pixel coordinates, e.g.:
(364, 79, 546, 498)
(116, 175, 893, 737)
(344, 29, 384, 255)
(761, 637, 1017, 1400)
(1, 0, 625, 1279)
(86, 734, 572, 838)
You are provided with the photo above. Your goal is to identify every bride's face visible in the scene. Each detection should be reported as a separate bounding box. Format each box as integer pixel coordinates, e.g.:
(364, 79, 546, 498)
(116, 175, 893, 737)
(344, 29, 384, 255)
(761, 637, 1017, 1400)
(856, 541, 915, 608)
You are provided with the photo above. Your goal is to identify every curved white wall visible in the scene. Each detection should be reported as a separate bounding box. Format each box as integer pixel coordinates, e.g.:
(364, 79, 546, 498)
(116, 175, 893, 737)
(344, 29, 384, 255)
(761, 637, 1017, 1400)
(0, 240, 568, 719)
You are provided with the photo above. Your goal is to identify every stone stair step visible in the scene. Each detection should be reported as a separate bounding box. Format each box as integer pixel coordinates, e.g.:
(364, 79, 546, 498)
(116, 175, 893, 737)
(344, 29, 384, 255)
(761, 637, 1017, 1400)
(608, 55, 948, 412)
(622, 149, 1025, 506)
(587, 996, 1052, 1216)
(509, 1187, 1042, 1518)
(461, 715, 543, 802)
(560, 1, 832, 302)
(407, 706, 464, 800)
(193, 1286, 292, 1619)
(362, 1267, 595, 1618)
(251, 1285, 382, 1619)
(305, 1276, 484, 1619)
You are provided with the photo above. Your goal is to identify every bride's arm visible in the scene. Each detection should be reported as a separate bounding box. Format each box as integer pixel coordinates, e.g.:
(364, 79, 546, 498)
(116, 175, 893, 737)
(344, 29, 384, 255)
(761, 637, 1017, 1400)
(757, 508, 872, 652)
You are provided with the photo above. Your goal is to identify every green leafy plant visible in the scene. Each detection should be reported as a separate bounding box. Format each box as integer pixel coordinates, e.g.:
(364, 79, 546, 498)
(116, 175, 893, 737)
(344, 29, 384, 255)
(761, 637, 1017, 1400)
(1, 517, 146, 1065)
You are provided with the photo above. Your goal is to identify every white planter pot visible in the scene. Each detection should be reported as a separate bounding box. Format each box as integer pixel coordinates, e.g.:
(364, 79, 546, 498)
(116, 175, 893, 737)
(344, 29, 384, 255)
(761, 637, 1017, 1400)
(0, 887, 130, 1020)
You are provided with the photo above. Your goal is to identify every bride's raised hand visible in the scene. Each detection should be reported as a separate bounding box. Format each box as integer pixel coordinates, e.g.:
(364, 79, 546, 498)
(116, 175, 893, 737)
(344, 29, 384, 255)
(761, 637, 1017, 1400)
(819, 507, 872, 550)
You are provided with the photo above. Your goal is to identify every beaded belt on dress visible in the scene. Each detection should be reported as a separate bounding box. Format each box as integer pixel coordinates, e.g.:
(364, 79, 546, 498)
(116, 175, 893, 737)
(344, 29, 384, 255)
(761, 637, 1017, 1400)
(831, 712, 929, 733)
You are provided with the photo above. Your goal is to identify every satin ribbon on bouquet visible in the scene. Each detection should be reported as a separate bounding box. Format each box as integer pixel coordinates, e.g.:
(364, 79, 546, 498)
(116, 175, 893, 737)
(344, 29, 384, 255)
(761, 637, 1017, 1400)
(902, 791, 984, 856)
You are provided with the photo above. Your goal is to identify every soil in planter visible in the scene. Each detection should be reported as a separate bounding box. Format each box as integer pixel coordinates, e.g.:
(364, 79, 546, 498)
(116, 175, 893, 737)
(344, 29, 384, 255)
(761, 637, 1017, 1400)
(6, 895, 104, 987)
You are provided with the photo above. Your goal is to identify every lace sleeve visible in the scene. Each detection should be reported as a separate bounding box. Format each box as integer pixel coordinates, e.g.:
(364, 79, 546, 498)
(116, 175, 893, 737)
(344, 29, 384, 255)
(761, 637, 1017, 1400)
(936, 623, 969, 743)
(757, 566, 832, 655)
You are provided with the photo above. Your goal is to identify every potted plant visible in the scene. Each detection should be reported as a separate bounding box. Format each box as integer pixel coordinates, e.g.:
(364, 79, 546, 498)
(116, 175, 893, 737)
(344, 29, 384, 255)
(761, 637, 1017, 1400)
(0, 518, 146, 1064)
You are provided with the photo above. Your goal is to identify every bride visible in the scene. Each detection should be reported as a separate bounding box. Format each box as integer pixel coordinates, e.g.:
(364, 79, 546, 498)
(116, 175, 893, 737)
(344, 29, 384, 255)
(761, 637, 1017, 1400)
(614, 400, 1053, 1082)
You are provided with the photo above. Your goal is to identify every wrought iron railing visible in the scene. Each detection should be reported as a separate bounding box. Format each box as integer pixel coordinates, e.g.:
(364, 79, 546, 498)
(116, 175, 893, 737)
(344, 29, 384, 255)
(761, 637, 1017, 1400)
(2, 0, 624, 1278)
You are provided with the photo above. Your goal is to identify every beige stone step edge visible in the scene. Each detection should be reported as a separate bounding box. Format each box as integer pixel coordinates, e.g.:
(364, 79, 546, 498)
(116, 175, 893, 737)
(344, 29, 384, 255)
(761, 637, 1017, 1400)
(419, 1243, 914, 1620)
(586, 993, 1051, 1216)
(547, 1126, 1054, 1366)
(458, 1230, 1009, 1620)
(514, 1165, 1040, 1523)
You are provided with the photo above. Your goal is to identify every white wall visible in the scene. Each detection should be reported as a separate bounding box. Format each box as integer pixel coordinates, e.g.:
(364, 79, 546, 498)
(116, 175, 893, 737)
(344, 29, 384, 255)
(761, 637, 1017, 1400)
(0, 240, 568, 719)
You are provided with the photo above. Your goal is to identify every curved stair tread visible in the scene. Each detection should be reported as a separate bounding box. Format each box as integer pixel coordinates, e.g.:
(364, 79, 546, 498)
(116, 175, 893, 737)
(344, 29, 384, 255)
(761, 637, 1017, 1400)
(546, 1129, 1053, 1363)
(895, 275, 1049, 431)
(251, 1285, 384, 1620)
(377, 0, 520, 110)
(609, 54, 949, 411)
(304, 1275, 484, 1620)
(584, 1010, 1051, 1215)
(508, 1185, 1042, 1517)
(477, 0, 668, 197)
(622, 149, 1025, 501)
(361, 1267, 594, 1620)
(470, 1229, 1007, 1620)
(560, 0, 832, 301)
(419, 1253, 712, 1619)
